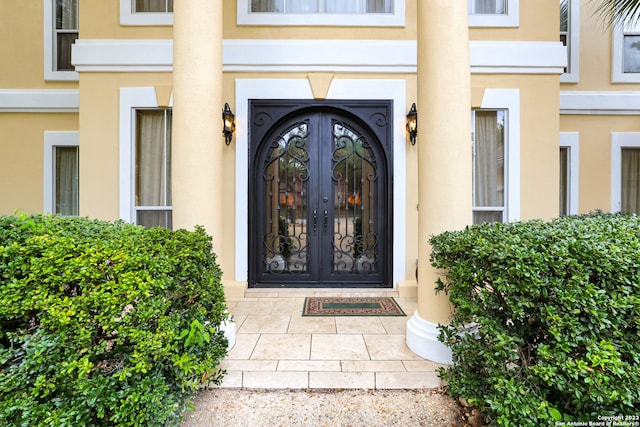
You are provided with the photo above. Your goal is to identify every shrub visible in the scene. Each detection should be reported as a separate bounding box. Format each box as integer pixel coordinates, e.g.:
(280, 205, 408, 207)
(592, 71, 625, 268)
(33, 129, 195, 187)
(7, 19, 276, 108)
(0, 213, 229, 426)
(431, 213, 640, 425)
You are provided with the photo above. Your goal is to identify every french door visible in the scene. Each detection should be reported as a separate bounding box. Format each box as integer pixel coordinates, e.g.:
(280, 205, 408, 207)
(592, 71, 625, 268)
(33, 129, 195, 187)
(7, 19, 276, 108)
(249, 101, 392, 287)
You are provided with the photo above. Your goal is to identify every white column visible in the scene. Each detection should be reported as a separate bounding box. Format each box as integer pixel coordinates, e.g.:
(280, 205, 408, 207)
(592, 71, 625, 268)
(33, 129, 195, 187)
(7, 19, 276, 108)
(406, 0, 472, 364)
(172, 1, 224, 253)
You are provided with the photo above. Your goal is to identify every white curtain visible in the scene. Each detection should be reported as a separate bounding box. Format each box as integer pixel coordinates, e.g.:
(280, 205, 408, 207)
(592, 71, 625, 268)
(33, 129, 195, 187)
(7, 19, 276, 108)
(471, 0, 505, 14)
(474, 111, 503, 208)
(55, 147, 78, 216)
(252, 0, 390, 13)
(136, 110, 165, 207)
(622, 149, 640, 214)
(326, 0, 357, 13)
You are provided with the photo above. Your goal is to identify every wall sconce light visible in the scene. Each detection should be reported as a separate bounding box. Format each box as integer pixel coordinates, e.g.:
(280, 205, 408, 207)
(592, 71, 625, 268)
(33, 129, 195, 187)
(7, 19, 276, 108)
(222, 103, 235, 145)
(406, 103, 417, 145)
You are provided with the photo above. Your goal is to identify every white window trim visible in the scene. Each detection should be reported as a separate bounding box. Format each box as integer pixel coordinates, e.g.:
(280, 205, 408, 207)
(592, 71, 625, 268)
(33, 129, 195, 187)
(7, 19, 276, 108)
(44, 131, 79, 214)
(560, 132, 579, 215)
(612, 21, 640, 83)
(119, 0, 173, 26)
(611, 132, 640, 212)
(119, 87, 173, 223)
(43, 0, 79, 81)
(560, 0, 580, 83)
(468, 0, 519, 28)
(235, 78, 407, 287)
(237, 0, 405, 26)
(476, 88, 520, 221)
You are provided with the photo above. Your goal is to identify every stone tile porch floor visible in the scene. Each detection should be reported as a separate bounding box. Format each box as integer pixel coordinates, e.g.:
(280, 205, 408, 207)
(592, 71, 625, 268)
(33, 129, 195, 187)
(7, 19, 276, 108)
(216, 289, 446, 390)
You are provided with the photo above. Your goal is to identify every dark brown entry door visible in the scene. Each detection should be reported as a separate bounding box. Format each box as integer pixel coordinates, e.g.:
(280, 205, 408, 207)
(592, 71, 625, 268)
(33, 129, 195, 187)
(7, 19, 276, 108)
(249, 101, 392, 287)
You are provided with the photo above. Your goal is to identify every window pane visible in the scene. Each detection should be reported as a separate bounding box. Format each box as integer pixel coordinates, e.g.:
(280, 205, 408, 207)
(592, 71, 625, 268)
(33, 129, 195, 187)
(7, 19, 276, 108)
(326, 0, 357, 13)
(56, 0, 78, 29)
(251, 0, 391, 13)
(287, 0, 318, 13)
(621, 148, 640, 214)
(136, 110, 171, 207)
(470, 0, 505, 14)
(559, 147, 569, 216)
(473, 211, 503, 225)
(366, 0, 392, 13)
(135, 0, 172, 12)
(137, 210, 172, 229)
(57, 33, 78, 71)
(623, 35, 640, 73)
(560, 0, 568, 32)
(55, 146, 79, 216)
(473, 111, 505, 209)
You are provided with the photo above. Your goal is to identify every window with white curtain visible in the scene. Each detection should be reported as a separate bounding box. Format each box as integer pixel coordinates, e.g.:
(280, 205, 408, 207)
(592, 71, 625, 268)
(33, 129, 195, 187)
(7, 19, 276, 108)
(134, 0, 173, 12)
(135, 109, 172, 229)
(54, 0, 78, 71)
(621, 148, 640, 214)
(468, 0, 518, 27)
(44, 131, 79, 215)
(55, 147, 79, 215)
(469, 0, 506, 15)
(239, 0, 402, 25)
(250, 0, 392, 13)
(472, 110, 506, 224)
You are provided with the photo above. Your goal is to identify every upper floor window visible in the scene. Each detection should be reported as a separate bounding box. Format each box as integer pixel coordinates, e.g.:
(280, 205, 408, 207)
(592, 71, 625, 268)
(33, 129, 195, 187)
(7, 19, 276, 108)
(135, 0, 173, 12)
(238, 0, 404, 26)
(250, 0, 391, 13)
(120, 0, 173, 26)
(44, 0, 79, 80)
(469, 0, 506, 15)
(612, 20, 640, 82)
(560, 0, 579, 82)
(468, 0, 518, 27)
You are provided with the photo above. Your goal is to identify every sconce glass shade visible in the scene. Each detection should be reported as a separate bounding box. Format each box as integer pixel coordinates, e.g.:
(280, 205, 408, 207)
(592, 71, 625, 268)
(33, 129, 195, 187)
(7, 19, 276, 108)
(406, 103, 417, 145)
(222, 103, 235, 145)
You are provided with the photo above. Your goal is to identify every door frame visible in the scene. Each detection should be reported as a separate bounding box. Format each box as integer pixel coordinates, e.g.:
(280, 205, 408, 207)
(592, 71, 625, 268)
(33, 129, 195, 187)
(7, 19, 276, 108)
(235, 79, 408, 288)
(248, 100, 393, 288)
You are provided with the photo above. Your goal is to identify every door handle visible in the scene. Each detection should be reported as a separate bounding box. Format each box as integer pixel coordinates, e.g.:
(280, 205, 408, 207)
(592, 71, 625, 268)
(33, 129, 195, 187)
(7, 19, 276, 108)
(324, 210, 328, 230)
(313, 209, 317, 232)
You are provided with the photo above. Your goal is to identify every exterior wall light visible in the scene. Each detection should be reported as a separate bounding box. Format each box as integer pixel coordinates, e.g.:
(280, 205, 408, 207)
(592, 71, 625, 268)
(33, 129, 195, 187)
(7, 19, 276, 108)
(223, 103, 235, 145)
(406, 103, 417, 145)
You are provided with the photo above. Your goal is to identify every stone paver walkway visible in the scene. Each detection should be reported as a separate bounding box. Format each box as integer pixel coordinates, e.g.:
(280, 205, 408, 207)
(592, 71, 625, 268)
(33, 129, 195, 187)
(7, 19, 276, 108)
(217, 289, 445, 389)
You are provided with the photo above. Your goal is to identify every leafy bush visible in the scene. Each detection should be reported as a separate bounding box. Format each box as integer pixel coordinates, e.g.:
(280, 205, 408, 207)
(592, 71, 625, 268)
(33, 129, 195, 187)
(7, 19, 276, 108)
(0, 213, 229, 426)
(431, 213, 640, 425)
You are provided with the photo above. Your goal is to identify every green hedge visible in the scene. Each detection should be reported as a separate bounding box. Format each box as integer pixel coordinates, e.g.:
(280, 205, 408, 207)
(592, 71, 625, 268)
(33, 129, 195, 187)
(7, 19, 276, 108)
(0, 214, 229, 426)
(431, 213, 640, 425)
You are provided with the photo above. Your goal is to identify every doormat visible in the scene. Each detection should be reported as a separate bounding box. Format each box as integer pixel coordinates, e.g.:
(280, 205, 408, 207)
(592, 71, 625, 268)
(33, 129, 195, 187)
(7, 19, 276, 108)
(302, 297, 406, 316)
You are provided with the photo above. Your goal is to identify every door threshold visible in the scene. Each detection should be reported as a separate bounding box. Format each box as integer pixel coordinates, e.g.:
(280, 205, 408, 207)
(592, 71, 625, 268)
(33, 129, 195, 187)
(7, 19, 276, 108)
(244, 287, 399, 298)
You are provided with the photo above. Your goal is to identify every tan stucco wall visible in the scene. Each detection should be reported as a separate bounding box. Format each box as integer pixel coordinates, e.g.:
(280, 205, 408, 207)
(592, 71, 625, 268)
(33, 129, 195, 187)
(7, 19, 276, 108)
(470, 1, 559, 41)
(0, 113, 78, 215)
(80, 1, 172, 39)
(561, 115, 640, 213)
(472, 74, 561, 222)
(0, 1, 76, 89)
(77, 73, 171, 220)
(223, 0, 417, 40)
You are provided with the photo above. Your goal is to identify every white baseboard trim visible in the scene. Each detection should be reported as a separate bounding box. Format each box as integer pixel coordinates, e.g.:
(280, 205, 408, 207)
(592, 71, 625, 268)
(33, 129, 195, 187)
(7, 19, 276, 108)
(406, 310, 452, 365)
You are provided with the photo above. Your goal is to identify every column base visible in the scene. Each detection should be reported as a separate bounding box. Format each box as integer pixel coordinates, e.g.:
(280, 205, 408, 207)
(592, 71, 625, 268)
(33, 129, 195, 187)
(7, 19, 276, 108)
(406, 310, 452, 365)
